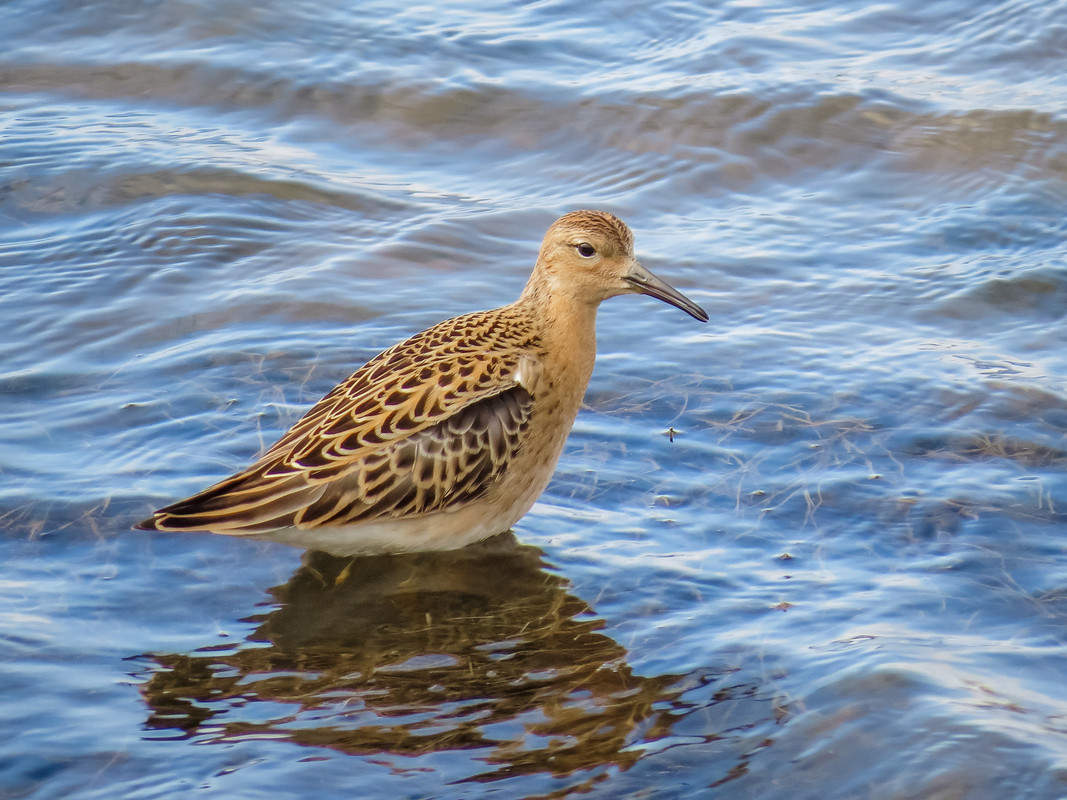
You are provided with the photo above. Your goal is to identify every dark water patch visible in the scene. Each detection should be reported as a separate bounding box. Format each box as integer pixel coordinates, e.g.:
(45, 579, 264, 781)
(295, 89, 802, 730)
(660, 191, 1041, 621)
(938, 262, 1067, 322)
(894, 429, 1067, 469)
(0, 115, 415, 224)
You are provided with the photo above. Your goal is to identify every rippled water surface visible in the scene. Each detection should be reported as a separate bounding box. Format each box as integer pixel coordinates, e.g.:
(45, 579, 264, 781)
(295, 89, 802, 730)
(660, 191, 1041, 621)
(3, 0, 1067, 797)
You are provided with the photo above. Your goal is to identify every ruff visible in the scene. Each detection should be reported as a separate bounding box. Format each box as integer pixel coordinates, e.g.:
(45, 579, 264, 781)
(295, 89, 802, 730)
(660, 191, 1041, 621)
(137, 210, 708, 555)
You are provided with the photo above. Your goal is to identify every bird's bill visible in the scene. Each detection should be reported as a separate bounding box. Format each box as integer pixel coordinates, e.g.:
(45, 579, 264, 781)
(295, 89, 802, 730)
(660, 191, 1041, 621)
(624, 261, 709, 322)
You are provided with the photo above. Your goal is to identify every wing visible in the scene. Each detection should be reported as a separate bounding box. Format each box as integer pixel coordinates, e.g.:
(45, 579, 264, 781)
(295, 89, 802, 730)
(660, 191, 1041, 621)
(293, 382, 533, 527)
(138, 308, 542, 534)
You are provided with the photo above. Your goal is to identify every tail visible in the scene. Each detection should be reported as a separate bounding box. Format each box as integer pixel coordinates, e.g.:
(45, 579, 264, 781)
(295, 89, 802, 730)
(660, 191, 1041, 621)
(135, 465, 323, 534)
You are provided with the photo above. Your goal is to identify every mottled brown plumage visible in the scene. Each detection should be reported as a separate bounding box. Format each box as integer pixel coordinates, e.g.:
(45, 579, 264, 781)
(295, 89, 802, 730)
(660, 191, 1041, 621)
(137, 210, 708, 555)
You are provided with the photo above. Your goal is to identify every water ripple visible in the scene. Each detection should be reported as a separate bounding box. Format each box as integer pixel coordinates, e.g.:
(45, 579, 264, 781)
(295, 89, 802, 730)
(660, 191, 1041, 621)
(3, 0, 1067, 798)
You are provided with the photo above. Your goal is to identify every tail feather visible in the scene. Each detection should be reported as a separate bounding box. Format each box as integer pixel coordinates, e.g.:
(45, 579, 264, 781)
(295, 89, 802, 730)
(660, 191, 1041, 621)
(136, 468, 324, 534)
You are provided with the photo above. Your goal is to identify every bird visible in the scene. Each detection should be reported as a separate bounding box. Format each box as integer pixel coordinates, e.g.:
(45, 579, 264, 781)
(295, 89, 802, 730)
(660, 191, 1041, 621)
(136, 210, 708, 555)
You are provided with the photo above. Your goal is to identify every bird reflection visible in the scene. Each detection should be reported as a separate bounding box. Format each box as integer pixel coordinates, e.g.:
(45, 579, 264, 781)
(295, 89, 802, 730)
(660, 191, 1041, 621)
(135, 535, 684, 781)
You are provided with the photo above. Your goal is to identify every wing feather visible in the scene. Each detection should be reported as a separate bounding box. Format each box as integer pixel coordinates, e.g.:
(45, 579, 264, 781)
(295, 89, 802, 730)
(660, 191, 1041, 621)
(137, 308, 542, 535)
(293, 383, 534, 527)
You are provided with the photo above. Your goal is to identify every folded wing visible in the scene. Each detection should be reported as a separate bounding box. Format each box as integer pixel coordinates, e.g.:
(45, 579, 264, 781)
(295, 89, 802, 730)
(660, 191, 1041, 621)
(137, 311, 541, 535)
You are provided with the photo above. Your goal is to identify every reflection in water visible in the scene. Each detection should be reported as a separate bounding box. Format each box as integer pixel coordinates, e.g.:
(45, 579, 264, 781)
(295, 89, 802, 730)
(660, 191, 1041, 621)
(135, 536, 765, 784)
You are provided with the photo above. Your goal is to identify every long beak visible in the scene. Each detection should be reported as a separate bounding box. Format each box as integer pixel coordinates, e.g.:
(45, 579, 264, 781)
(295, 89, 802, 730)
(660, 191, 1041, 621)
(623, 261, 709, 323)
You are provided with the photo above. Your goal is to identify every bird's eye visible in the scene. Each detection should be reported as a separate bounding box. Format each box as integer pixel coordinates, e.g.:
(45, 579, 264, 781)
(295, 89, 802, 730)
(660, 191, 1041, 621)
(576, 243, 596, 258)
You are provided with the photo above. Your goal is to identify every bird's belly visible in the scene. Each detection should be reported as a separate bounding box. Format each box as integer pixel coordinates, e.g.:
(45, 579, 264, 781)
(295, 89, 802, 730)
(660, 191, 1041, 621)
(242, 496, 533, 556)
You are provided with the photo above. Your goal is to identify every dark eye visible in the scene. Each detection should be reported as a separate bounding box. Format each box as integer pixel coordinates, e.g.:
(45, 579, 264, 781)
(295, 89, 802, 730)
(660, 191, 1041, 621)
(576, 242, 596, 258)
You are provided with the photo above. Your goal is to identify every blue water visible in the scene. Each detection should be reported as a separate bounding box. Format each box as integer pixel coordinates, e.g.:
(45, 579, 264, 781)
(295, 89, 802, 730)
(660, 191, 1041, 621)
(2, 1, 1066, 798)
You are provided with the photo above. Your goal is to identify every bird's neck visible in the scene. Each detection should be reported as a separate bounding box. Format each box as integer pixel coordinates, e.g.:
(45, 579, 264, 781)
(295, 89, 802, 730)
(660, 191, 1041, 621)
(515, 280, 599, 398)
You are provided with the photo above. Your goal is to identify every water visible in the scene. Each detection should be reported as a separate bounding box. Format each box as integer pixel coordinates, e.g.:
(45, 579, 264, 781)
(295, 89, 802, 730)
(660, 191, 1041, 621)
(2, 0, 1066, 797)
